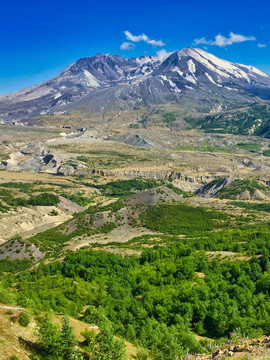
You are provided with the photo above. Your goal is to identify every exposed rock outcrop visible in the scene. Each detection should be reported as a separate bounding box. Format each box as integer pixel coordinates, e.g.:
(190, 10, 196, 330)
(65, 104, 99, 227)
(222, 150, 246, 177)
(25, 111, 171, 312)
(195, 177, 234, 198)
(114, 134, 153, 148)
(57, 167, 214, 185)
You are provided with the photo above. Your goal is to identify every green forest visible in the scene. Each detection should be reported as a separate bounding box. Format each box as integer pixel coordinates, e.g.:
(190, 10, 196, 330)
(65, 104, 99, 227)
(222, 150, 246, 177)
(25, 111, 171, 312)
(2, 179, 270, 359)
(2, 223, 270, 358)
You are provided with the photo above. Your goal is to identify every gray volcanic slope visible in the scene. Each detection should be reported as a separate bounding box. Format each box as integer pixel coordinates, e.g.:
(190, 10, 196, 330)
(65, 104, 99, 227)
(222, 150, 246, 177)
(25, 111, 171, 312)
(1, 48, 270, 123)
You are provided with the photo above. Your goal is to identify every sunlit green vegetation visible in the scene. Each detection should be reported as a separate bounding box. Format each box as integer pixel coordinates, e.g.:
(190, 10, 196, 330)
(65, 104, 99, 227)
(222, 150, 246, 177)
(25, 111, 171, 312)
(28, 193, 60, 206)
(0, 153, 10, 161)
(0, 182, 34, 192)
(231, 201, 270, 213)
(263, 149, 270, 157)
(140, 203, 230, 235)
(4, 223, 270, 358)
(263, 144, 270, 157)
(0, 200, 9, 213)
(0, 259, 32, 275)
(3, 177, 270, 358)
(60, 192, 93, 207)
(30, 314, 125, 360)
(195, 104, 270, 138)
(95, 179, 163, 197)
(0, 189, 59, 209)
(237, 142, 261, 153)
(162, 112, 176, 126)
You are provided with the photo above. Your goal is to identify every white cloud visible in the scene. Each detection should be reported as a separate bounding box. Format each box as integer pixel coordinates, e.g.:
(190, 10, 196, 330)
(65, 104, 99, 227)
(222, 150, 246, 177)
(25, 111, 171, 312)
(194, 32, 256, 47)
(147, 39, 165, 47)
(194, 37, 208, 45)
(124, 30, 165, 47)
(258, 43, 267, 48)
(120, 42, 135, 50)
(124, 31, 148, 43)
(155, 49, 173, 61)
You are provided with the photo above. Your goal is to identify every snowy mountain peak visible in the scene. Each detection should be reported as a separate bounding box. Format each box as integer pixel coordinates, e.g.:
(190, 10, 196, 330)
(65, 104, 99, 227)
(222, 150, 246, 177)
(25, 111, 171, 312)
(0, 48, 270, 123)
(176, 47, 270, 82)
(153, 47, 270, 91)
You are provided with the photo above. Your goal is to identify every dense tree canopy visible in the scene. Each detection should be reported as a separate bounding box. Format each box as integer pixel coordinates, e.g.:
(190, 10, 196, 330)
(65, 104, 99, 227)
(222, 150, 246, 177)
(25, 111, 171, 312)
(3, 224, 270, 359)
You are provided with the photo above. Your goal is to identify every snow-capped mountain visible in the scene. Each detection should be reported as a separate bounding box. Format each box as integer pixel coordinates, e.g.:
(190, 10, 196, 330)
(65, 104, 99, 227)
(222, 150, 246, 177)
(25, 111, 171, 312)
(154, 48, 270, 91)
(1, 48, 270, 123)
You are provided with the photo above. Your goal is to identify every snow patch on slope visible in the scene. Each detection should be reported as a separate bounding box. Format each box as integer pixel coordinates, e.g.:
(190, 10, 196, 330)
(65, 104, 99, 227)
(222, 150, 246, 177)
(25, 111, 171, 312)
(187, 59, 196, 74)
(183, 74, 197, 84)
(205, 73, 222, 87)
(224, 86, 238, 91)
(83, 70, 100, 87)
(160, 75, 181, 92)
(54, 92, 62, 100)
(239, 65, 269, 79)
(172, 67, 184, 77)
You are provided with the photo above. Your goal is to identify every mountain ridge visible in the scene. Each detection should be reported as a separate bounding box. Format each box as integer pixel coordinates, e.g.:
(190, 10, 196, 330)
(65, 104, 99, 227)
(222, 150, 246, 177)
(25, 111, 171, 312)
(1, 47, 270, 124)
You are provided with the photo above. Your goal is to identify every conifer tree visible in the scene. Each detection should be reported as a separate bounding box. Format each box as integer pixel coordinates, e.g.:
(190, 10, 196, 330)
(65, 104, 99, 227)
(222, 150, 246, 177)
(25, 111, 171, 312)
(37, 315, 62, 359)
(91, 324, 126, 360)
(60, 316, 77, 360)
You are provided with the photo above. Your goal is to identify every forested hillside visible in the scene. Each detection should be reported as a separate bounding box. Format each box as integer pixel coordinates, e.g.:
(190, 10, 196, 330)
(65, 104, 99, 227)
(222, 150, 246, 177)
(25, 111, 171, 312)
(2, 177, 270, 359)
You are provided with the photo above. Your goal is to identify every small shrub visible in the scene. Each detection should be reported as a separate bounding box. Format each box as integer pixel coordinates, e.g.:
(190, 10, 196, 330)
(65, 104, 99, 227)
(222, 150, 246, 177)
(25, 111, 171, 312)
(18, 312, 30, 327)
(237, 142, 261, 153)
(28, 193, 59, 206)
(263, 149, 270, 157)
(0, 283, 17, 304)
(99, 222, 117, 234)
(162, 112, 177, 126)
(136, 348, 149, 359)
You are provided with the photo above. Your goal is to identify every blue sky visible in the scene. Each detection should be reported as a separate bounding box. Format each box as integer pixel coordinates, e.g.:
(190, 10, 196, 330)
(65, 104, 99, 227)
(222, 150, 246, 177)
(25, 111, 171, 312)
(0, 0, 269, 94)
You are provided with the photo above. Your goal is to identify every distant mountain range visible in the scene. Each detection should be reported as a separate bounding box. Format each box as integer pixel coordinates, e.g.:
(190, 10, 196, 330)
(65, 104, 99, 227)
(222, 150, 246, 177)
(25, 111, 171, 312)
(1, 48, 270, 123)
